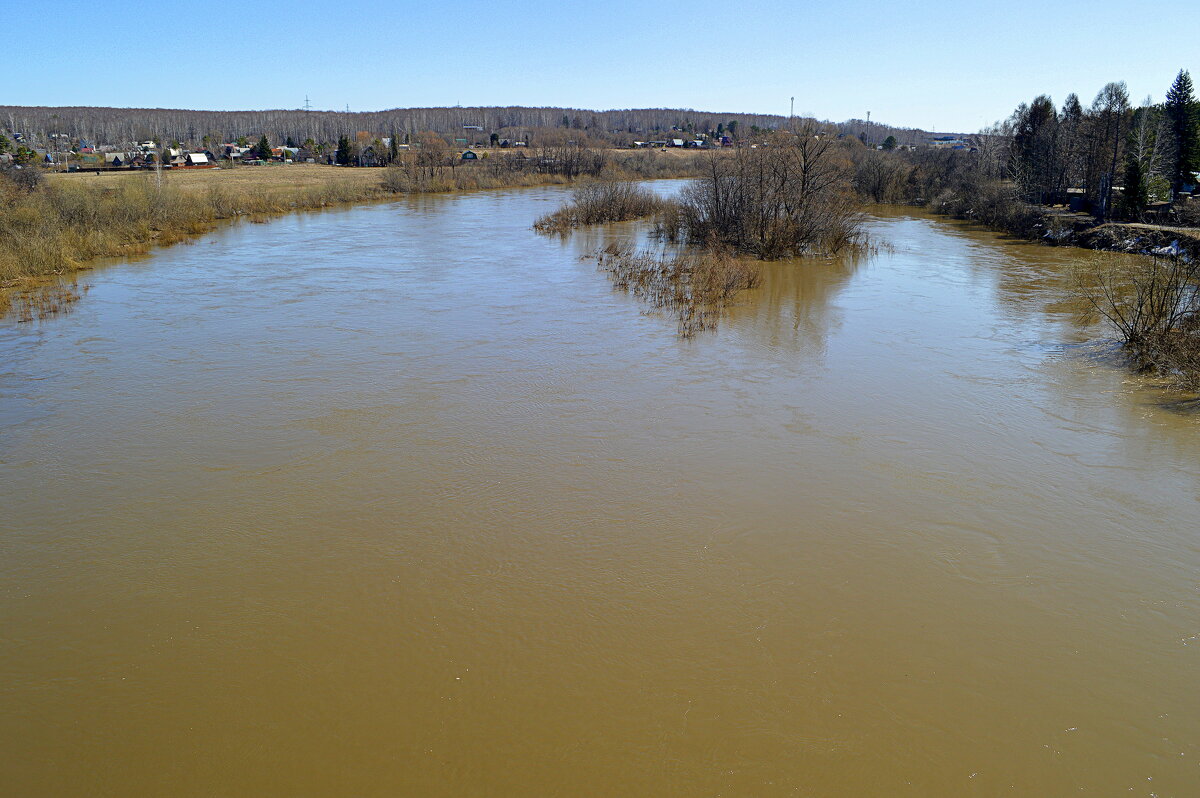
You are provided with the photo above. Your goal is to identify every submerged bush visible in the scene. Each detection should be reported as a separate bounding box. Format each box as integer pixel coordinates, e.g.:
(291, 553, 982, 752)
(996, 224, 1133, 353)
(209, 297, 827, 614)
(597, 243, 761, 337)
(1077, 251, 1200, 388)
(673, 131, 865, 258)
(533, 182, 664, 232)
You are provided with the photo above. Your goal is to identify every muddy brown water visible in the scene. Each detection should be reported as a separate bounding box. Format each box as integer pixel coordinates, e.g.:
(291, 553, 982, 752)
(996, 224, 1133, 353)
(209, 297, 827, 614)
(2, 184, 1199, 796)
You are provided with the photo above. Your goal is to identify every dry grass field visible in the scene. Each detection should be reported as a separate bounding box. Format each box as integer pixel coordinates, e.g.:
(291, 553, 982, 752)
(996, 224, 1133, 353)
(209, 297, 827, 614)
(49, 163, 381, 197)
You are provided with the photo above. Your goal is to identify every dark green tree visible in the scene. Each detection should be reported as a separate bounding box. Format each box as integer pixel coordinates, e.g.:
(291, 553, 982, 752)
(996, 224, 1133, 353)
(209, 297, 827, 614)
(1121, 155, 1149, 220)
(255, 135, 271, 160)
(13, 145, 39, 165)
(1011, 95, 1059, 203)
(881, 135, 897, 151)
(1164, 69, 1199, 198)
(285, 136, 297, 148)
(335, 135, 353, 165)
(0, 133, 12, 154)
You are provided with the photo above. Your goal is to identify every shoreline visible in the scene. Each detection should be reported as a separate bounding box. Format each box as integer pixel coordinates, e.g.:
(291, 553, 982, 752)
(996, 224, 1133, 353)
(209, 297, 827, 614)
(1, 158, 705, 316)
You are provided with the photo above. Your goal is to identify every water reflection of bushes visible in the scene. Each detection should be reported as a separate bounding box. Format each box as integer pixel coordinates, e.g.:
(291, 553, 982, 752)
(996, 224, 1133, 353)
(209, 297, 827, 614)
(596, 243, 761, 337)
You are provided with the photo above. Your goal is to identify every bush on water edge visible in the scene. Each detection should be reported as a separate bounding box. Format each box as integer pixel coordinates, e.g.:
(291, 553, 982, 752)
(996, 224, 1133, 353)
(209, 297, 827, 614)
(533, 182, 666, 233)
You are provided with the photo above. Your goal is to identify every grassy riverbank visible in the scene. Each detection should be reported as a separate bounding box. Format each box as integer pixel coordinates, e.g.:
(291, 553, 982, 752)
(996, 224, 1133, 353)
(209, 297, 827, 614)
(1, 166, 386, 290)
(0, 152, 711, 312)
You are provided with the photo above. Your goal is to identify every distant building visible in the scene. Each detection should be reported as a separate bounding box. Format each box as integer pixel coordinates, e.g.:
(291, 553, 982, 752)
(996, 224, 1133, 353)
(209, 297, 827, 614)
(461, 150, 478, 161)
(930, 136, 968, 150)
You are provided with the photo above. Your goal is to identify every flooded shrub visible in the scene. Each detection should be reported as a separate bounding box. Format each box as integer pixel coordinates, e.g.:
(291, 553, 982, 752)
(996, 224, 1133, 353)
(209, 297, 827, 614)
(533, 182, 664, 233)
(1077, 251, 1200, 387)
(673, 130, 865, 258)
(597, 243, 761, 337)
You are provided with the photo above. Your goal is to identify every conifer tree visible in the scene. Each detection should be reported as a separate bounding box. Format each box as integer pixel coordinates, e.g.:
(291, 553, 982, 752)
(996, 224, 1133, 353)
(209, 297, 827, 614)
(255, 135, 271, 160)
(335, 135, 352, 165)
(1164, 70, 1199, 197)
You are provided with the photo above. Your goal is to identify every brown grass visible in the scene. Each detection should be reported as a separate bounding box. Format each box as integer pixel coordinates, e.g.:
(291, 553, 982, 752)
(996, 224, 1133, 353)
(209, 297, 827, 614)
(4, 280, 87, 323)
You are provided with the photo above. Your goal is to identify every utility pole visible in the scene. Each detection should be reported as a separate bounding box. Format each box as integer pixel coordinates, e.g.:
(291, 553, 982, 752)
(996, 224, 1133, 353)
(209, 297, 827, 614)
(866, 111, 871, 146)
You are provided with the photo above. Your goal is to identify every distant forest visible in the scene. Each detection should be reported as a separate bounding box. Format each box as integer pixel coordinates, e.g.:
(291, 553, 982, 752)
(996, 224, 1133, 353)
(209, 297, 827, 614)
(0, 104, 936, 149)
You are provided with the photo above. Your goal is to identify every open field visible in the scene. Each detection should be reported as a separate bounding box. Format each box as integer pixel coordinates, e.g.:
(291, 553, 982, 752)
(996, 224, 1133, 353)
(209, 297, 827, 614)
(49, 163, 382, 196)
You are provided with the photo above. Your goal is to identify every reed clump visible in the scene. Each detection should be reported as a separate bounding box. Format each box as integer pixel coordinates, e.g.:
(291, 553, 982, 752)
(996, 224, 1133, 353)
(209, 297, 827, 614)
(533, 182, 665, 233)
(4, 280, 86, 323)
(597, 242, 761, 336)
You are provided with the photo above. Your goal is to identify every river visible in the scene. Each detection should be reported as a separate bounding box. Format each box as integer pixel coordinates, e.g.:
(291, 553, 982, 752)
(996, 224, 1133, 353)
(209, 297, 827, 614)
(2, 183, 1199, 796)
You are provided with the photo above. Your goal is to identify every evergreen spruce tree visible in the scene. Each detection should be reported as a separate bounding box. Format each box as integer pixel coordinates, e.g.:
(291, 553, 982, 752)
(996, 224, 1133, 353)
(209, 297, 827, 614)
(1165, 69, 1199, 197)
(881, 135, 897, 151)
(255, 135, 271, 160)
(335, 135, 352, 166)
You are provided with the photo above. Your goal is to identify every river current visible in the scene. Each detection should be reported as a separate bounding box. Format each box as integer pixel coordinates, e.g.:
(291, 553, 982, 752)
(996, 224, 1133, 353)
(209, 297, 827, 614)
(2, 183, 1198, 796)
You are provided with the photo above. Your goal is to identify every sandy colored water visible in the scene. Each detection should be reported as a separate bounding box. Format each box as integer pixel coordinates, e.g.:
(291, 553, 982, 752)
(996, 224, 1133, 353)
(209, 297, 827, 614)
(2, 184, 1199, 796)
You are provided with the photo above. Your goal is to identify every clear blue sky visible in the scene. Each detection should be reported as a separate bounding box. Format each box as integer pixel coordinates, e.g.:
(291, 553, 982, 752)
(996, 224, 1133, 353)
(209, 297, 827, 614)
(11, 0, 1197, 132)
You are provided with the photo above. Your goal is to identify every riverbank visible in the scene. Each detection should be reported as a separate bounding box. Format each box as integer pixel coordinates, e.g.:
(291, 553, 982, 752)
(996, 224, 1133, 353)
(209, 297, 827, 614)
(929, 195, 1200, 259)
(1, 154, 711, 316)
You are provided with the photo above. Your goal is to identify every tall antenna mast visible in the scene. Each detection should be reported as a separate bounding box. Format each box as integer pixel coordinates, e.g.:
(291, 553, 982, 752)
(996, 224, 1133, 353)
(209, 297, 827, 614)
(304, 95, 311, 112)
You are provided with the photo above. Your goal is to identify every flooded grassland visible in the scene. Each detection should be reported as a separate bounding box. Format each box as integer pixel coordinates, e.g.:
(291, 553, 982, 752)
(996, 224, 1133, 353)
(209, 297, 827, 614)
(2, 185, 1199, 796)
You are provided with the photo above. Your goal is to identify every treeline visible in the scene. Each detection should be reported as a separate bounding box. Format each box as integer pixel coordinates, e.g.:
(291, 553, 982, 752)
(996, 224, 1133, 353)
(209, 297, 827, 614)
(0, 104, 933, 151)
(1002, 71, 1199, 219)
(849, 70, 1200, 229)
